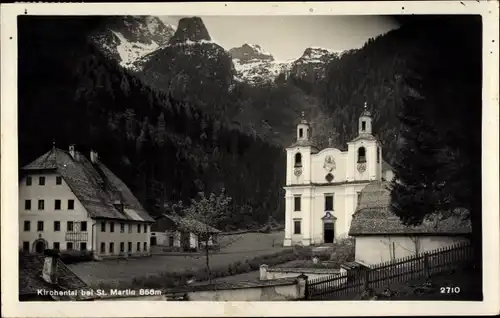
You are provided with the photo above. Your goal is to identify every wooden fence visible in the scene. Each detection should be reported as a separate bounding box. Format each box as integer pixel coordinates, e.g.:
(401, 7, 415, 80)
(304, 242, 473, 300)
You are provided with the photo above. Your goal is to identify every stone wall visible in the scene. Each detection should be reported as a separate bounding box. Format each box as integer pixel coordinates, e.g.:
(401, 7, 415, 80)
(260, 264, 341, 281)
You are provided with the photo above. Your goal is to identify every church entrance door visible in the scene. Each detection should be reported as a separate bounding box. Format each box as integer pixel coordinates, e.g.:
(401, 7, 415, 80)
(323, 222, 334, 244)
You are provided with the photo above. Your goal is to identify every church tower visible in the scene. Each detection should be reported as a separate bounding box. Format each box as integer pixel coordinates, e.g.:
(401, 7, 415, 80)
(347, 102, 381, 181)
(285, 111, 317, 186)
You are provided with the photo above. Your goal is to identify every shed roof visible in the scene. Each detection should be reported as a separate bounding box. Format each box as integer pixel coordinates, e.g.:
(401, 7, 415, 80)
(349, 181, 471, 236)
(19, 253, 94, 300)
(156, 212, 221, 234)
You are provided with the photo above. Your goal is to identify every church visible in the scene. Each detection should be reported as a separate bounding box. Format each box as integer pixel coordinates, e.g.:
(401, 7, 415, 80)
(283, 103, 393, 247)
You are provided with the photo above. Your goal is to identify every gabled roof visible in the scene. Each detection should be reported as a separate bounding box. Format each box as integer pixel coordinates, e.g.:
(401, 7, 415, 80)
(349, 181, 471, 236)
(156, 212, 221, 234)
(21, 147, 154, 222)
(19, 253, 93, 300)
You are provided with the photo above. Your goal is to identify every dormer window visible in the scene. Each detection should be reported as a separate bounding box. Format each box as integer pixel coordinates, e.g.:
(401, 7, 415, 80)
(361, 121, 366, 132)
(294, 153, 302, 167)
(299, 128, 303, 138)
(357, 147, 366, 163)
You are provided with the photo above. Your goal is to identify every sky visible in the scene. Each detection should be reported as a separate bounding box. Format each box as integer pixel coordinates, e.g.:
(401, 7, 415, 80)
(159, 16, 400, 61)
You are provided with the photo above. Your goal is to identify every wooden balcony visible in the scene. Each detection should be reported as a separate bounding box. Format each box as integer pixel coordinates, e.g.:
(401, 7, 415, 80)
(65, 232, 88, 242)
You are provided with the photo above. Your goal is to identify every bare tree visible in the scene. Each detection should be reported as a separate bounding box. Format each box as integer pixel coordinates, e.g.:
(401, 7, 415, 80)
(182, 189, 242, 285)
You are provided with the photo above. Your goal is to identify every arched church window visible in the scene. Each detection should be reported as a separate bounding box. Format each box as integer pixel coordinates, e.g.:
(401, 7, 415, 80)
(295, 153, 302, 167)
(357, 147, 366, 163)
(299, 128, 303, 138)
(361, 121, 366, 131)
(305, 129, 309, 139)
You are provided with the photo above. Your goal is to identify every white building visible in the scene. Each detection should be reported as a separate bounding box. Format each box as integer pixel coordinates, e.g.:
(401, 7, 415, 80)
(151, 212, 220, 251)
(19, 145, 155, 259)
(283, 104, 393, 247)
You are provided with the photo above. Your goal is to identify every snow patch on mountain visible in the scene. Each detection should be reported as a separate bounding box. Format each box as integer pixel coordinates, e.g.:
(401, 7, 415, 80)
(111, 30, 160, 69)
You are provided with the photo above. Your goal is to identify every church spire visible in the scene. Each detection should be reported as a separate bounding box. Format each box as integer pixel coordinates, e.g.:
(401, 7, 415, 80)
(296, 111, 311, 142)
(359, 101, 373, 135)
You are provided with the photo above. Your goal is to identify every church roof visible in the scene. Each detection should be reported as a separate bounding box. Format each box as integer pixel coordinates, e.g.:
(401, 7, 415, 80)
(349, 181, 471, 236)
(21, 147, 154, 222)
(349, 134, 377, 143)
(287, 139, 319, 150)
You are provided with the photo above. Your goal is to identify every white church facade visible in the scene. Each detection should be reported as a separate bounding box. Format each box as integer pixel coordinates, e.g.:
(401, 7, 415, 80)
(283, 104, 393, 247)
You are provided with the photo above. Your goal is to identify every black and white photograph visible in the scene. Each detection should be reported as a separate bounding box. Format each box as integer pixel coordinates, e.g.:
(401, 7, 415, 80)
(1, 1, 499, 317)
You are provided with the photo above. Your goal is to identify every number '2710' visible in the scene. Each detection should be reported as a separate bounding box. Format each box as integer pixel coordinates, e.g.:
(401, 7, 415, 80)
(440, 286, 461, 294)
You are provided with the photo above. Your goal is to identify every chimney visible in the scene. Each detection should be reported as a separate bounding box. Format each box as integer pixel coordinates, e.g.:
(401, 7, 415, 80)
(90, 149, 99, 164)
(69, 144, 75, 159)
(41, 249, 60, 285)
(113, 200, 124, 213)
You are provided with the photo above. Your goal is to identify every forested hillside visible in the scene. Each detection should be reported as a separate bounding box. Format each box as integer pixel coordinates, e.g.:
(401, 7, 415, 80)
(18, 17, 285, 230)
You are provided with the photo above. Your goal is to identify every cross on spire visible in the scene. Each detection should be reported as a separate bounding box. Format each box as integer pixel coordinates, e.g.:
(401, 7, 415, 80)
(364, 101, 367, 110)
(301, 111, 305, 119)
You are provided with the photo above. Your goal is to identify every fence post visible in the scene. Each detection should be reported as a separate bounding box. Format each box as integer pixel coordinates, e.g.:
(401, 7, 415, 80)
(363, 269, 370, 290)
(304, 276, 309, 300)
(423, 253, 430, 278)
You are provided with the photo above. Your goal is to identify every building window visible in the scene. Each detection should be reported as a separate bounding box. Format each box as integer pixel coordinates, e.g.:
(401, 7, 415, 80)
(128, 242, 132, 252)
(377, 147, 380, 163)
(37, 221, 44, 232)
(110, 222, 115, 233)
(128, 224, 132, 233)
(294, 153, 302, 167)
(39, 176, 45, 185)
(325, 194, 334, 211)
(38, 200, 45, 210)
(120, 242, 125, 253)
(54, 221, 60, 232)
(23, 220, 30, 231)
(120, 223, 125, 233)
(361, 121, 366, 132)
(56, 176, 62, 185)
(81, 221, 87, 232)
(357, 147, 366, 163)
(144, 242, 147, 252)
(101, 221, 106, 232)
(109, 242, 114, 253)
(66, 242, 73, 250)
(68, 199, 75, 210)
(53, 242, 60, 250)
(299, 128, 303, 138)
(25, 200, 31, 210)
(294, 196, 301, 212)
(54, 199, 61, 210)
(169, 235, 174, 247)
(144, 224, 148, 233)
(100, 242, 106, 253)
(26, 176, 32, 186)
(137, 242, 141, 252)
(22, 241, 30, 252)
(67, 221, 74, 232)
(80, 242, 87, 251)
(293, 220, 301, 234)
(137, 224, 141, 233)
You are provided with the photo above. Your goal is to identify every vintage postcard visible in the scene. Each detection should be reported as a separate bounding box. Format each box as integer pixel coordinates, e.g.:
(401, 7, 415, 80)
(1, 1, 499, 317)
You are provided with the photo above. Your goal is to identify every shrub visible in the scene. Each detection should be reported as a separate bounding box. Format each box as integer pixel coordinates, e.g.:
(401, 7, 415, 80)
(59, 249, 94, 264)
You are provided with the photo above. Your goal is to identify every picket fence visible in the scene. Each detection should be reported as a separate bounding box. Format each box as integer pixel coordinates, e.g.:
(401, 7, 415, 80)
(304, 242, 473, 300)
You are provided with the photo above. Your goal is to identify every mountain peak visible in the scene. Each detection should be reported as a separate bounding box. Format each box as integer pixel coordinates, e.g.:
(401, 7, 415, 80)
(229, 43, 274, 64)
(169, 17, 211, 44)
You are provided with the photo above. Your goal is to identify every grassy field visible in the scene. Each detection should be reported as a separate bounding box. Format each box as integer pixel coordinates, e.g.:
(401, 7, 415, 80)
(69, 231, 285, 286)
